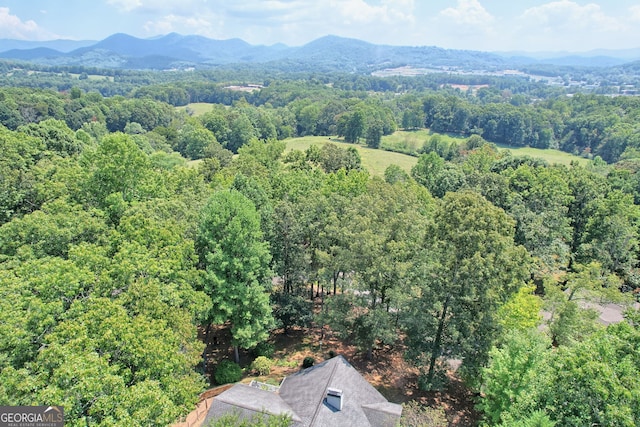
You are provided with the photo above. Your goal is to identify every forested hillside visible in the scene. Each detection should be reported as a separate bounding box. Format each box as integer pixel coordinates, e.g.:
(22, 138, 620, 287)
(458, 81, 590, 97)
(1, 67, 639, 426)
(0, 33, 627, 72)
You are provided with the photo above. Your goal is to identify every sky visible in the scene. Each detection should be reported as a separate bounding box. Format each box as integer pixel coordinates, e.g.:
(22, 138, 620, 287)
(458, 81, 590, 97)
(1, 0, 640, 53)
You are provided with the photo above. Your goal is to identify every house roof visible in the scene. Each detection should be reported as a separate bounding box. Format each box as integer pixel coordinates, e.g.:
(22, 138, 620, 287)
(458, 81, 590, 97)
(206, 355, 402, 427)
(202, 383, 302, 425)
(361, 402, 404, 427)
(279, 355, 401, 427)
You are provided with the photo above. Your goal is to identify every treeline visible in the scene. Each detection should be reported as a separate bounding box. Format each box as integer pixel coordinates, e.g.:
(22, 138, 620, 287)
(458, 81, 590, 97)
(0, 85, 398, 156)
(2, 55, 639, 96)
(0, 58, 562, 96)
(3, 81, 640, 164)
(420, 92, 640, 162)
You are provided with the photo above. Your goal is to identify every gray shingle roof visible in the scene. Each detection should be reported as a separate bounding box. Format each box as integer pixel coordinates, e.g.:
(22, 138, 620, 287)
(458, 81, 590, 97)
(205, 356, 402, 427)
(278, 355, 402, 427)
(203, 383, 302, 425)
(362, 402, 404, 427)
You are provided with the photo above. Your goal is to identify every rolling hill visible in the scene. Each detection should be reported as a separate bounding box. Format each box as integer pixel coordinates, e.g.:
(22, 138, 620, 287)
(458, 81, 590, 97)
(0, 33, 638, 72)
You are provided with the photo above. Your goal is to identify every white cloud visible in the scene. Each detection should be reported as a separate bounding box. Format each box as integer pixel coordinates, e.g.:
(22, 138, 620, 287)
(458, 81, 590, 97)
(221, 0, 414, 27)
(328, 0, 415, 24)
(0, 7, 57, 40)
(106, 0, 143, 12)
(103, 0, 639, 51)
(507, 1, 630, 51)
(629, 5, 640, 23)
(139, 0, 418, 45)
(425, 0, 497, 49)
(223, 0, 316, 25)
(107, 0, 202, 14)
(519, 1, 618, 32)
(275, 0, 417, 44)
(144, 13, 222, 38)
(439, 0, 494, 27)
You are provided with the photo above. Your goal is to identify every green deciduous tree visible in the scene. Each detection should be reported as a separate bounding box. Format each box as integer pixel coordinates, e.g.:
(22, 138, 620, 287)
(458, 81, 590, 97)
(411, 152, 444, 196)
(578, 190, 640, 279)
(227, 113, 257, 153)
(177, 121, 218, 160)
(402, 106, 425, 130)
(272, 292, 313, 333)
(201, 109, 231, 146)
(479, 329, 552, 426)
(0, 198, 107, 258)
(496, 285, 543, 332)
(384, 164, 409, 185)
(502, 164, 573, 277)
(566, 165, 607, 256)
(404, 191, 531, 388)
(343, 110, 365, 143)
(306, 143, 361, 173)
(19, 119, 85, 157)
(196, 190, 275, 363)
(333, 179, 431, 358)
(544, 262, 623, 347)
(270, 200, 307, 294)
(0, 125, 44, 224)
(32, 296, 204, 426)
(82, 132, 154, 209)
(543, 318, 640, 426)
(324, 293, 397, 360)
(365, 120, 383, 148)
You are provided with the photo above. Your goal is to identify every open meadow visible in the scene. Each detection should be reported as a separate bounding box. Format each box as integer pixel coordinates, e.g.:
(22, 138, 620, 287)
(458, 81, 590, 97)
(382, 129, 589, 166)
(493, 142, 590, 166)
(177, 102, 591, 169)
(285, 136, 419, 176)
(177, 102, 216, 116)
(285, 131, 589, 177)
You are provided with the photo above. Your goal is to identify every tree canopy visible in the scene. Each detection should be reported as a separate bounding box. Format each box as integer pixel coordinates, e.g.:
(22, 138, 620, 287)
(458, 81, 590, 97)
(1, 69, 640, 427)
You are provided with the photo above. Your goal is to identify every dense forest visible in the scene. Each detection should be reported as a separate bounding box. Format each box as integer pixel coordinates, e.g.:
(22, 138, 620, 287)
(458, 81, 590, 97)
(1, 62, 639, 426)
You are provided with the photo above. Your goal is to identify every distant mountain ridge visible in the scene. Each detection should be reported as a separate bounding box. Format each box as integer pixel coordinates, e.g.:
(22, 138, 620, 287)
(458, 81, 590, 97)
(0, 33, 638, 71)
(0, 38, 96, 53)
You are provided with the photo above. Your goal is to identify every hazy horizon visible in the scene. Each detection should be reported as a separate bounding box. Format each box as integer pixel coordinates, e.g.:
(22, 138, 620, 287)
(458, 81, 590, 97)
(1, 1, 639, 53)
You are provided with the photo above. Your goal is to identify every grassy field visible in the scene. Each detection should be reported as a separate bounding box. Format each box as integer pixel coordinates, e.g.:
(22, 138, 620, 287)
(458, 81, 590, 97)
(69, 73, 114, 82)
(284, 132, 589, 176)
(170, 104, 588, 168)
(185, 116, 588, 171)
(382, 129, 588, 166)
(381, 129, 464, 155)
(285, 136, 419, 176)
(177, 103, 216, 116)
(493, 143, 589, 166)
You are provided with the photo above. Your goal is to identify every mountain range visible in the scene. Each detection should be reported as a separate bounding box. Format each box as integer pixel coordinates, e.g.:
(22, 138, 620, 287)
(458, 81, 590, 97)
(0, 33, 638, 72)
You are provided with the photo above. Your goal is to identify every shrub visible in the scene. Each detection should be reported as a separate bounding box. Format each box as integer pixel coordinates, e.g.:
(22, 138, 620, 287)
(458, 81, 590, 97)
(327, 350, 337, 359)
(302, 356, 315, 369)
(251, 356, 273, 376)
(214, 360, 242, 385)
(252, 342, 275, 358)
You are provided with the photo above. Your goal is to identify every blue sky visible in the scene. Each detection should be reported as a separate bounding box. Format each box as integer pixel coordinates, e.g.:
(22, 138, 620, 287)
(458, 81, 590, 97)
(1, 0, 639, 52)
